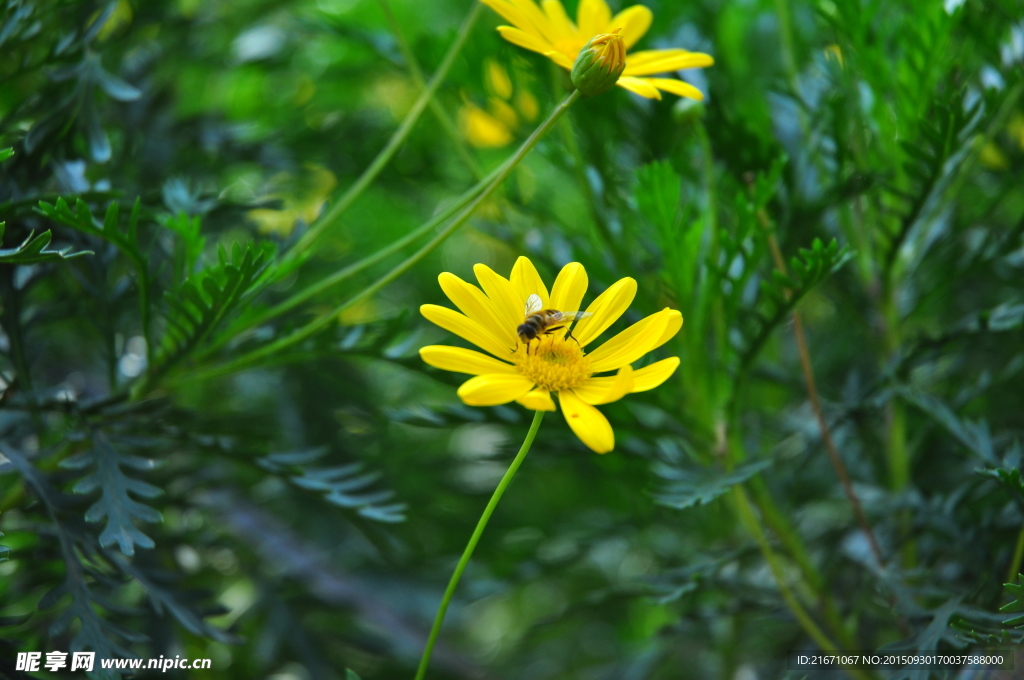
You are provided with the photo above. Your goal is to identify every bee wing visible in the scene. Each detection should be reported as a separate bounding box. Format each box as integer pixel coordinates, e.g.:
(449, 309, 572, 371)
(524, 293, 543, 315)
(560, 311, 593, 322)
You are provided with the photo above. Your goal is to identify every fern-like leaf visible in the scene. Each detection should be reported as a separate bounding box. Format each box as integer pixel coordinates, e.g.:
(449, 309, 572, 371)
(3, 444, 140, 678)
(151, 241, 270, 379)
(653, 460, 772, 510)
(258, 447, 407, 523)
(110, 555, 237, 644)
(738, 238, 853, 373)
(0, 223, 93, 264)
(61, 432, 162, 556)
(883, 91, 981, 273)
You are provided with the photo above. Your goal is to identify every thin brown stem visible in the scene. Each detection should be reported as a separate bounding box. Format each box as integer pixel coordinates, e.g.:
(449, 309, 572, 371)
(755, 206, 886, 569)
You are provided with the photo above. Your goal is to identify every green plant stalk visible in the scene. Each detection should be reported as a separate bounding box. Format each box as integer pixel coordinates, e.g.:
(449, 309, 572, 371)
(880, 280, 915, 567)
(748, 479, 855, 647)
(881, 288, 909, 491)
(723, 392, 853, 646)
(195, 162, 505, 361)
(413, 410, 545, 680)
(731, 486, 875, 680)
(773, 0, 798, 86)
(378, 0, 483, 180)
(164, 90, 582, 388)
(281, 2, 483, 266)
(1008, 524, 1024, 584)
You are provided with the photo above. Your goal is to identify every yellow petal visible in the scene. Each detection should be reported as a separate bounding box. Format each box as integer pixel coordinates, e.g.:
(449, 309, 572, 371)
(420, 304, 514, 359)
(573, 365, 634, 405)
(542, 0, 578, 43)
(484, 0, 565, 48)
(609, 5, 651, 48)
(480, 0, 535, 32)
(545, 49, 575, 69)
(460, 102, 514, 148)
(508, 0, 566, 44)
(458, 373, 536, 406)
(623, 53, 715, 77)
(516, 388, 556, 411)
(586, 308, 673, 373)
(486, 60, 514, 100)
(625, 49, 693, 67)
(577, 0, 612, 39)
(647, 78, 705, 101)
(473, 263, 524, 331)
(559, 389, 614, 453)
(510, 256, 550, 309)
(496, 25, 557, 57)
(420, 345, 518, 375)
(655, 309, 683, 348)
(615, 76, 662, 99)
(631, 357, 680, 392)
(548, 262, 588, 314)
(439, 272, 518, 347)
(572, 277, 637, 346)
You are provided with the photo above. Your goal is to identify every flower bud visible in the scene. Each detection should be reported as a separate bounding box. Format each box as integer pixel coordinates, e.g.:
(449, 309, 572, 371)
(570, 29, 626, 98)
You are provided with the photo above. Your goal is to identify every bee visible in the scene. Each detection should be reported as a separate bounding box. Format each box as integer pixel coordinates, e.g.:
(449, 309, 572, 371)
(517, 294, 592, 351)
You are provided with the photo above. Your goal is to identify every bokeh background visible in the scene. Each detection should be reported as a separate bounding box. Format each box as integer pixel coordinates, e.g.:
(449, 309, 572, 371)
(2, 0, 1024, 679)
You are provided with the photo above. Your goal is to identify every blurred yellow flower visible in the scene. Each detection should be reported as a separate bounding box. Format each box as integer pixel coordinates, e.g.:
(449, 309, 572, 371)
(419, 257, 681, 453)
(480, 0, 713, 100)
(248, 165, 337, 236)
(459, 60, 538, 148)
(460, 101, 515, 147)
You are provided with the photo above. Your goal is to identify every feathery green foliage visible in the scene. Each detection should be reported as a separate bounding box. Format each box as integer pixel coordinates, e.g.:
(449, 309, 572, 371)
(2, 0, 1024, 678)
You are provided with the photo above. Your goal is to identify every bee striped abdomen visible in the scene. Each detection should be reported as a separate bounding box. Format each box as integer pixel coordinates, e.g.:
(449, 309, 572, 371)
(518, 310, 565, 342)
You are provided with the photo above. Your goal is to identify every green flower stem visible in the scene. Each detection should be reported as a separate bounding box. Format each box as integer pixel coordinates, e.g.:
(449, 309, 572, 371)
(727, 428, 855, 649)
(731, 486, 875, 680)
(378, 0, 483, 180)
(280, 2, 483, 267)
(414, 409, 545, 680)
(1008, 523, 1024, 584)
(164, 89, 582, 389)
(195, 162, 504, 361)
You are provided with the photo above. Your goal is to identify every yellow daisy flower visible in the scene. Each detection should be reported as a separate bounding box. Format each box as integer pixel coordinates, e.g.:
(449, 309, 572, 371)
(419, 257, 682, 453)
(479, 0, 714, 100)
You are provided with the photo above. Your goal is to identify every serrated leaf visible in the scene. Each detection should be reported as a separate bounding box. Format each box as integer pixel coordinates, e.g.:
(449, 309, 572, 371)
(654, 460, 772, 510)
(151, 242, 270, 377)
(70, 432, 163, 556)
(0, 228, 93, 264)
(257, 449, 406, 523)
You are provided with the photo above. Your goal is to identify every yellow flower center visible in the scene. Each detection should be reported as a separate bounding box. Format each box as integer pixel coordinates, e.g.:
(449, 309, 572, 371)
(512, 335, 592, 392)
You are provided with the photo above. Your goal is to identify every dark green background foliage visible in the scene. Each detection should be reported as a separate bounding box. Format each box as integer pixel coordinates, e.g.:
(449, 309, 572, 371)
(2, 0, 1024, 678)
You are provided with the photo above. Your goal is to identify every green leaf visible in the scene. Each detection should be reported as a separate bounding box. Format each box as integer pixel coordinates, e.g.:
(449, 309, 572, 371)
(35, 197, 139, 259)
(111, 556, 237, 644)
(62, 432, 163, 556)
(258, 448, 407, 523)
(0, 226, 93, 264)
(738, 238, 853, 373)
(653, 460, 772, 510)
(151, 241, 270, 379)
(0, 148, 12, 162)
(346, 670, 362, 680)
(899, 388, 996, 462)
(635, 161, 681, 235)
(887, 598, 1004, 680)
